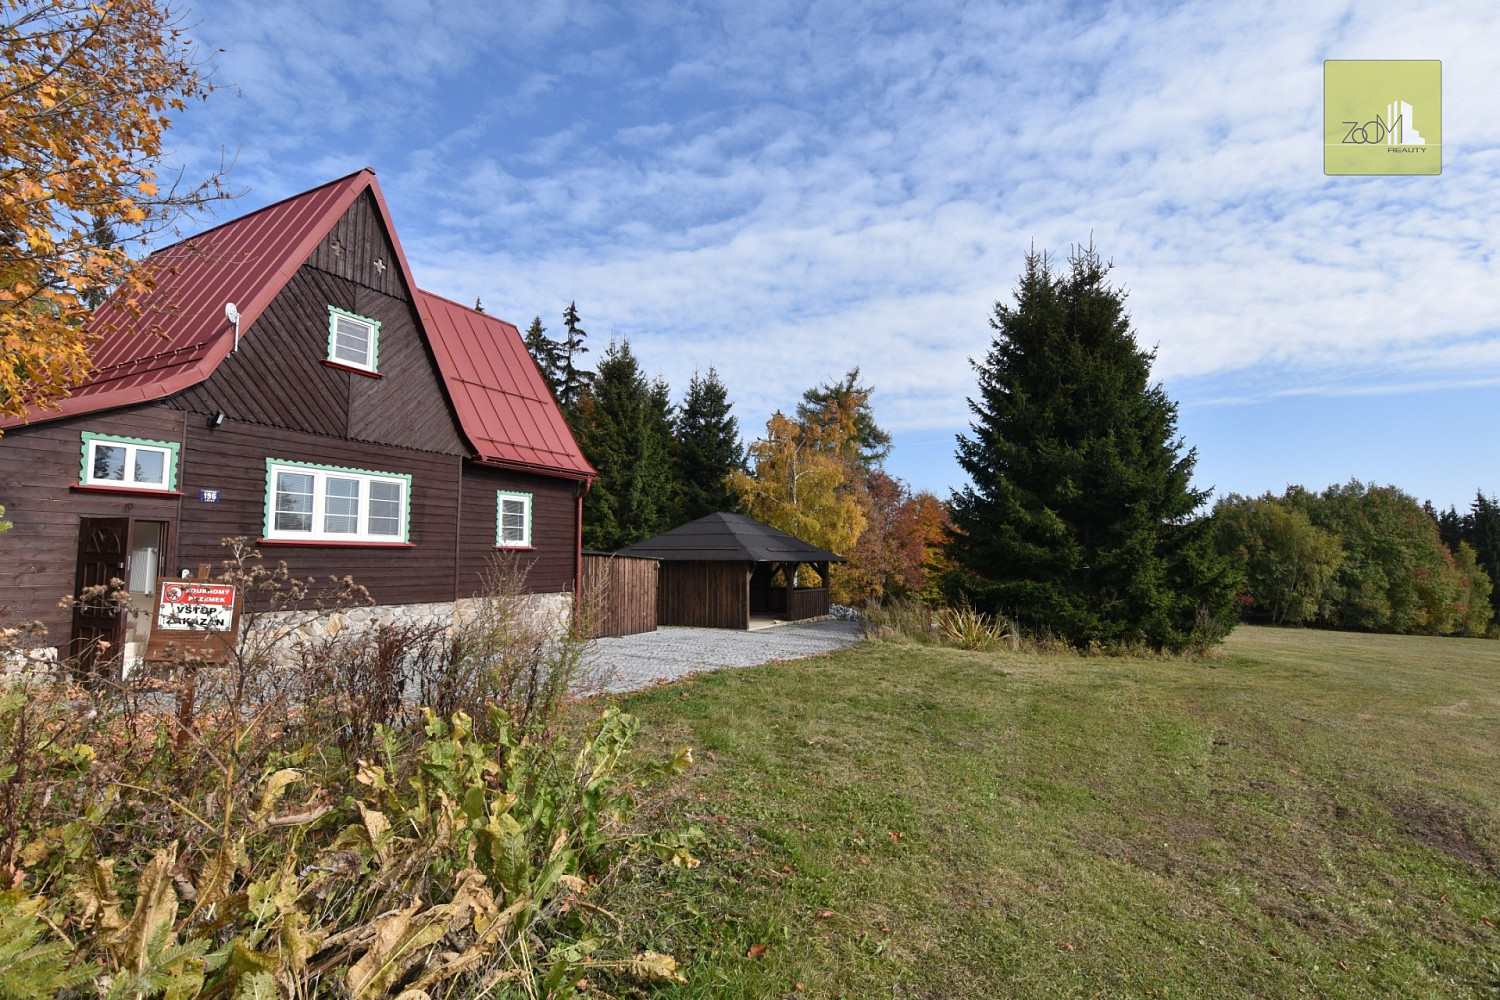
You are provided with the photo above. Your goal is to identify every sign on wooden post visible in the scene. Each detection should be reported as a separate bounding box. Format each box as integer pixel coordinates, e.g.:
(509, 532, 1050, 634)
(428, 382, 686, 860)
(144, 575, 243, 663)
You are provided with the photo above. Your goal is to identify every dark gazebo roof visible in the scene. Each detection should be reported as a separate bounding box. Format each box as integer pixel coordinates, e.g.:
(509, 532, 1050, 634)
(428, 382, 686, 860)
(616, 512, 845, 563)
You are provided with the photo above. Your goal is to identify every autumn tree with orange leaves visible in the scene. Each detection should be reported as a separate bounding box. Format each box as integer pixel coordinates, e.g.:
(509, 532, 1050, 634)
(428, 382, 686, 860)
(1, 0, 226, 427)
(728, 409, 867, 585)
(732, 372, 953, 605)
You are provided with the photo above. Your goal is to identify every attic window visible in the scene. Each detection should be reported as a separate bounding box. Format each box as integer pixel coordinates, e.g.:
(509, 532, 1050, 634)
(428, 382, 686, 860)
(327, 306, 380, 373)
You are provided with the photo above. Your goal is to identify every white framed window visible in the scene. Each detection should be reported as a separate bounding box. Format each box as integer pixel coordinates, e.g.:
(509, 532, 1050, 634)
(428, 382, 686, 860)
(496, 491, 533, 548)
(264, 459, 410, 543)
(326, 306, 380, 372)
(79, 433, 179, 491)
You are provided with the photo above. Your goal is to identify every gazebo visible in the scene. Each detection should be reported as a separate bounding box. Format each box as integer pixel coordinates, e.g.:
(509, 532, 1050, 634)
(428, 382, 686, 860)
(616, 512, 845, 629)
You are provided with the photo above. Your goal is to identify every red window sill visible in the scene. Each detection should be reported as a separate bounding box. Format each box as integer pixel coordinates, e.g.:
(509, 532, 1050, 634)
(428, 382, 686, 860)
(495, 545, 536, 552)
(257, 539, 415, 548)
(71, 484, 182, 498)
(323, 360, 383, 379)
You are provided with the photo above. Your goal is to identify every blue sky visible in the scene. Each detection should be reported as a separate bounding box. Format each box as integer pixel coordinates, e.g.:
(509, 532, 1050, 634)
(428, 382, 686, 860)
(163, 0, 1500, 512)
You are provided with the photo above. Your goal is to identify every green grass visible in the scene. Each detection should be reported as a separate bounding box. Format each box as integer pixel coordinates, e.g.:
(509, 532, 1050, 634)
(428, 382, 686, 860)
(590, 626, 1500, 999)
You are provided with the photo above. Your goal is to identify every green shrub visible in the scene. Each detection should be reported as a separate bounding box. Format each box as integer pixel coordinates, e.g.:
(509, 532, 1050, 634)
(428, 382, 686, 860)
(0, 544, 700, 999)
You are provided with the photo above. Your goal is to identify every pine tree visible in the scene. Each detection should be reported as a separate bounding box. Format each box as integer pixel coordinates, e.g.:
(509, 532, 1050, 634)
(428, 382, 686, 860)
(577, 339, 675, 550)
(673, 367, 745, 522)
(522, 316, 564, 400)
(557, 301, 592, 412)
(949, 245, 1237, 651)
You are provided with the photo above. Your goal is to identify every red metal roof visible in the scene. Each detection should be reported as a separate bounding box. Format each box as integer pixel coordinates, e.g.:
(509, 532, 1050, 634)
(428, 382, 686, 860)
(1, 169, 385, 427)
(417, 291, 594, 480)
(3, 169, 594, 482)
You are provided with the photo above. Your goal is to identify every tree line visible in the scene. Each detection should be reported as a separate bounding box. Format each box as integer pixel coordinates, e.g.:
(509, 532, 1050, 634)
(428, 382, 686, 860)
(1213, 484, 1495, 638)
(522, 308, 951, 606)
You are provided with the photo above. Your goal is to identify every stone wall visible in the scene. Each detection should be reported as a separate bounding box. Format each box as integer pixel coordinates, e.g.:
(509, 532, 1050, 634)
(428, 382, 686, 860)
(2, 592, 577, 680)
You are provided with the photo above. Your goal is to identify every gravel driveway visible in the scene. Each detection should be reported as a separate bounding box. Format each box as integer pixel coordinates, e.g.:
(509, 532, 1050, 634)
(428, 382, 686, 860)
(588, 619, 865, 694)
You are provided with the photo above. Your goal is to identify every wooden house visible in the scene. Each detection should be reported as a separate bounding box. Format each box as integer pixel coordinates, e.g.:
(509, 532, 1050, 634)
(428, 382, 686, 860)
(0, 169, 594, 670)
(615, 513, 843, 629)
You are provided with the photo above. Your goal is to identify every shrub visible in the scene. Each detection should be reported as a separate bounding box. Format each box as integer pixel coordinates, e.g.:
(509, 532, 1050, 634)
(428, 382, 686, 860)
(0, 544, 698, 998)
(935, 602, 1015, 651)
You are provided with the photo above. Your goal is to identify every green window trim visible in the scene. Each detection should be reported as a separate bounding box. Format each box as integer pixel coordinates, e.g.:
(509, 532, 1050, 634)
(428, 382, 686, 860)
(263, 457, 412, 543)
(79, 432, 181, 490)
(496, 490, 533, 548)
(326, 305, 381, 372)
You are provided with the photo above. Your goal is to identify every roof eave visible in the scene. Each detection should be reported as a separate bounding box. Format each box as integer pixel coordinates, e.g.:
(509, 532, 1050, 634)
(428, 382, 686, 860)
(469, 455, 596, 482)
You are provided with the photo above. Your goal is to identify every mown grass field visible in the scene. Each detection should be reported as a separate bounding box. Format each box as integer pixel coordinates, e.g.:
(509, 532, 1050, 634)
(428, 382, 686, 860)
(593, 625, 1500, 999)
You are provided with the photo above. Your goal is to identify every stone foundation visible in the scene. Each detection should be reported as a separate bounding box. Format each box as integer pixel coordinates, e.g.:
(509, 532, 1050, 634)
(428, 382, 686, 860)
(3, 592, 576, 679)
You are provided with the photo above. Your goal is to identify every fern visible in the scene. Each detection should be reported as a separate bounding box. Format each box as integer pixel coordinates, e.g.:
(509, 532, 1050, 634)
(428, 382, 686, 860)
(0, 893, 92, 1000)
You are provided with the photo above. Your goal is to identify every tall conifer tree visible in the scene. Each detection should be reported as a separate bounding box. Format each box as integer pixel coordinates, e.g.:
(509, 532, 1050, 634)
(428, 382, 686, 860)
(557, 301, 591, 412)
(522, 316, 564, 400)
(673, 367, 744, 521)
(949, 245, 1237, 651)
(797, 367, 892, 470)
(577, 339, 675, 550)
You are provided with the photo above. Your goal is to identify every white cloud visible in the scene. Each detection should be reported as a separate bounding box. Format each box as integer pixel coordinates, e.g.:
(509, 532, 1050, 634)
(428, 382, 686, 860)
(162, 0, 1500, 495)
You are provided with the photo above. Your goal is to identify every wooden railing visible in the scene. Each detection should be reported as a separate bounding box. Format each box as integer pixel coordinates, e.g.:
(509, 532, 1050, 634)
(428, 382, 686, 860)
(785, 587, 829, 621)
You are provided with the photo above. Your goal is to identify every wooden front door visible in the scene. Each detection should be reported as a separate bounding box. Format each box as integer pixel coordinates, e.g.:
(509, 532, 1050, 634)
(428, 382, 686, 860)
(70, 516, 130, 677)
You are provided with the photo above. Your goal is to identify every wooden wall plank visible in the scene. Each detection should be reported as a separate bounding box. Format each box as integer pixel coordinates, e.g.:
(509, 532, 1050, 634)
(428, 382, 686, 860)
(0, 407, 187, 640)
(172, 199, 466, 457)
(657, 561, 750, 629)
(458, 466, 578, 596)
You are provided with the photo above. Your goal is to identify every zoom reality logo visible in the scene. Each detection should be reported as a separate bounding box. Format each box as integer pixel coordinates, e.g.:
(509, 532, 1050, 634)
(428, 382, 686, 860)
(1325, 61, 1441, 175)
(1341, 100, 1427, 147)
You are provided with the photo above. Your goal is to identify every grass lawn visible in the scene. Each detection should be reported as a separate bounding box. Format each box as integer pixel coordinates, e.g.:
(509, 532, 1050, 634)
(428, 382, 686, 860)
(592, 625, 1500, 999)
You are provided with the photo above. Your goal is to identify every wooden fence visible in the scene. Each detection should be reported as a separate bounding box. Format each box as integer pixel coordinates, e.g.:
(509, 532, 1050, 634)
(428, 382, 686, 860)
(580, 553, 658, 638)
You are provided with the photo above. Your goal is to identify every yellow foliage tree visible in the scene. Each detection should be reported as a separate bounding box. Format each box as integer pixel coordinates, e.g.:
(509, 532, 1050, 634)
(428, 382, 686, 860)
(1, 0, 225, 427)
(728, 409, 866, 596)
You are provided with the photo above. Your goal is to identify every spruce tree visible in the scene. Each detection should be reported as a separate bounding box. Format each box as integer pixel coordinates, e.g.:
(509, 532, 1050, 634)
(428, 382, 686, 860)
(673, 367, 745, 521)
(949, 245, 1237, 651)
(522, 316, 564, 400)
(577, 339, 675, 550)
(557, 301, 591, 412)
(1468, 490, 1500, 619)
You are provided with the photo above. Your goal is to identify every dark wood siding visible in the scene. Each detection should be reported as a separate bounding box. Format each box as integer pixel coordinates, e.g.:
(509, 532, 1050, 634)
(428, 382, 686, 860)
(171, 193, 466, 457)
(174, 420, 463, 607)
(458, 466, 577, 597)
(0, 406, 187, 639)
(786, 588, 830, 621)
(658, 561, 751, 629)
(581, 554, 657, 637)
(306, 191, 408, 298)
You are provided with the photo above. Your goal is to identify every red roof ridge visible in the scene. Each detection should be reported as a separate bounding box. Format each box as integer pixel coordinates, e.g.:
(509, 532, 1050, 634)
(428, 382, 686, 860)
(142, 167, 378, 259)
(413, 286, 514, 318)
